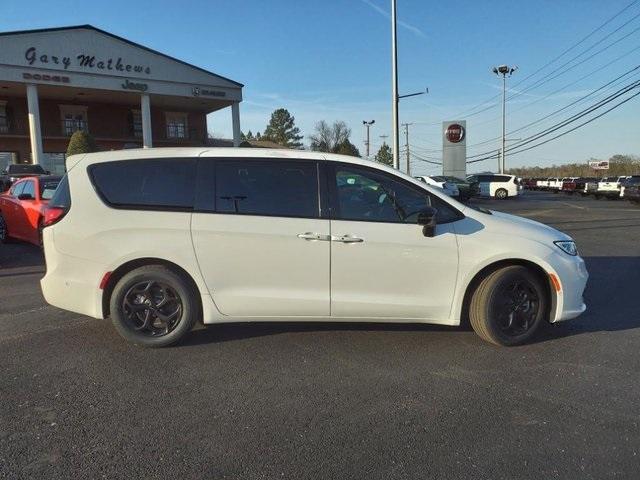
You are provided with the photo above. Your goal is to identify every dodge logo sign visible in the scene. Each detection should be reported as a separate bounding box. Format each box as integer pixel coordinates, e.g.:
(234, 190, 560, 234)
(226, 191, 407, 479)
(445, 124, 465, 143)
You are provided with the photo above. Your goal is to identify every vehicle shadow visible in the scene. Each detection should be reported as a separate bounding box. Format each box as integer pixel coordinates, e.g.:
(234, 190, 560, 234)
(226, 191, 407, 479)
(183, 256, 640, 347)
(0, 242, 44, 270)
(534, 256, 640, 343)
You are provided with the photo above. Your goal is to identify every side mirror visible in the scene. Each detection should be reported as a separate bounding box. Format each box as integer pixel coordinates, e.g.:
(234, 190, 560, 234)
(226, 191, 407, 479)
(417, 206, 438, 237)
(18, 193, 34, 201)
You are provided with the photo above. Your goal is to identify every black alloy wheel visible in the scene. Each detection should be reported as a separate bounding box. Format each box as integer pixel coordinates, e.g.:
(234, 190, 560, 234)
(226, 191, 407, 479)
(489, 279, 541, 338)
(110, 265, 199, 347)
(122, 280, 183, 337)
(469, 265, 547, 346)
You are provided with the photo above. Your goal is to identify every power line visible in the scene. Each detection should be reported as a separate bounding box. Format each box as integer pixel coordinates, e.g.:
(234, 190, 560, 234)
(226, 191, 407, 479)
(506, 18, 640, 102)
(466, 80, 640, 163)
(465, 60, 640, 150)
(446, 1, 640, 120)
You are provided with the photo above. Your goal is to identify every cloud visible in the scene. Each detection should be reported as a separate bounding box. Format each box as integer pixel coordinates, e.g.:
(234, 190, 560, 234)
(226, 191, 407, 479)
(360, 0, 426, 38)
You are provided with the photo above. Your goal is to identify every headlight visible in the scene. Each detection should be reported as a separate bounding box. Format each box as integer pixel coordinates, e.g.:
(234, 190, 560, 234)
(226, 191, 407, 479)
(554, 240, 578, 256)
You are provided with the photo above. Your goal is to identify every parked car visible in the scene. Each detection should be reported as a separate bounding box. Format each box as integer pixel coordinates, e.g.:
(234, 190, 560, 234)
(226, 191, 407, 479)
(596, 176, 627, 199)
(536, 178, 551, 191)
(0, 175, 62, 245)
(584, 179, 601, 196)
(441, 176, 479, 200)
(0, 163, 49, 192)
(414, 175, 460, 198)
(620, 175, 640, 199)
(466, 173, 520, 199)
(522, 178, 538, 190)
(561, 177, 596, 195)
(40, 148, 588, 348)
(623, 178, 640, 204)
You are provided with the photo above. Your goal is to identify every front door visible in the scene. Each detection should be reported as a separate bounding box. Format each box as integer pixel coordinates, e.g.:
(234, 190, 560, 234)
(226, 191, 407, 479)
(328, 163, 460, 321)
(191, 158, 330, 317)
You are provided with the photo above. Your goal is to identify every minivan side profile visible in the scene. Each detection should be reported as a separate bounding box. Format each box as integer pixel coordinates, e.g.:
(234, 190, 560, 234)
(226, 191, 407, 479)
(466, 173, 520, 199)
(41, 148, 588, 347)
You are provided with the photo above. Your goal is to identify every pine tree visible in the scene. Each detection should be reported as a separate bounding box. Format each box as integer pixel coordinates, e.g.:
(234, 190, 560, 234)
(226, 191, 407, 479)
(262, 109, 304, 148)
(374, 143, 393, 166)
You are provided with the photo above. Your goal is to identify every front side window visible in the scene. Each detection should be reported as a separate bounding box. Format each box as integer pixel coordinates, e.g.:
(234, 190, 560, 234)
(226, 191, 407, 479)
(215, 160, 319, 218)
(90, 158, 196, 210)
(10, 181, 25, 197)
(21, 180, 35, 199)
(332, 165, 461, 224)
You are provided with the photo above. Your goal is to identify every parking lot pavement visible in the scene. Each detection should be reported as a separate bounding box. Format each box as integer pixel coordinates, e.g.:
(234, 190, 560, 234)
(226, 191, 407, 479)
(1, 191, 640, 479)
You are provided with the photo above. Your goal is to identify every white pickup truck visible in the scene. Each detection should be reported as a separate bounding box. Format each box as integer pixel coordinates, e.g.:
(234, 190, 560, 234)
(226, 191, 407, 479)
(596, 176, 628, 199)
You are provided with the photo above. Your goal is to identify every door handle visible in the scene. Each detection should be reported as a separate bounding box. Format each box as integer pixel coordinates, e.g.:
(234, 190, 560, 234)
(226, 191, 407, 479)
(333, 235, 364, 243)
(297, 232, 331, 241)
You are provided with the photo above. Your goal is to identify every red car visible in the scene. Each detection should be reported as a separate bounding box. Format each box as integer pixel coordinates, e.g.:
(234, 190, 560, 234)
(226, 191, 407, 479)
(0, 175, 62, 245)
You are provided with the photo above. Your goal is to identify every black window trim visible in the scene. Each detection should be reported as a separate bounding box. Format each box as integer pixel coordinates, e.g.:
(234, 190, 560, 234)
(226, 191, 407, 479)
(194, 157, 324, 220)
(326, 161, 465, 225)
(87, 158, 197, 212)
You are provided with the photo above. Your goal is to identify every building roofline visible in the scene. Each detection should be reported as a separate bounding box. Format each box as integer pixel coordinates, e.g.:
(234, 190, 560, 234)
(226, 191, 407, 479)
(0, 24, 244, 88)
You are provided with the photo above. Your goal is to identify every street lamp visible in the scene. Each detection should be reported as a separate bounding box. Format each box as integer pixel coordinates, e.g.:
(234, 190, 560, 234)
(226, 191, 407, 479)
(492, 64, 517, 174)
(363, 120, 375, 159)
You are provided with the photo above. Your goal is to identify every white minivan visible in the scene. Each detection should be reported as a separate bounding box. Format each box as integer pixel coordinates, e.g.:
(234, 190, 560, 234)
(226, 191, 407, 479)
(467, 173, 520, 199)
(41, 148, 588, 347)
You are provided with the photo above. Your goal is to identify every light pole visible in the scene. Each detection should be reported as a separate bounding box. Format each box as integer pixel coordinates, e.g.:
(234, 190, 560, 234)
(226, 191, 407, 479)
(391, 0, 400, 169)
(363, 120, 375, 159)
(492, 64, 517, 174)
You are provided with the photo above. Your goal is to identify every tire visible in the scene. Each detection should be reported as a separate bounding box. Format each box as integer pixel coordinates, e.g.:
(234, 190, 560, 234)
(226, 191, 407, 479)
(594, 194, 602, 200)
(37, 218, 44, 247)
(495, 188, 508, 200)
(0, 213, 9, 244)
(109, 265, 199, 347)
(469, 265, 547, 346)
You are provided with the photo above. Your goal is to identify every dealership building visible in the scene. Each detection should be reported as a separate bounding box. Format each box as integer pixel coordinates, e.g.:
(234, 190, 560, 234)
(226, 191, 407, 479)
(0, 25, 243, 173)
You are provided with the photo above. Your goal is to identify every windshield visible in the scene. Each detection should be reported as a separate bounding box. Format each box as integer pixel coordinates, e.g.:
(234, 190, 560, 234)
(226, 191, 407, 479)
(6, 164, 46, 175)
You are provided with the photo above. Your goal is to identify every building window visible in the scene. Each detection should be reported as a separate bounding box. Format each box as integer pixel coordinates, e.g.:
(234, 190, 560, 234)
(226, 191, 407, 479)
(131, 110, 143, 138)
(0, 101, 8, 134)
(59, 105, 88, 136)
(166, 112, 188, 139)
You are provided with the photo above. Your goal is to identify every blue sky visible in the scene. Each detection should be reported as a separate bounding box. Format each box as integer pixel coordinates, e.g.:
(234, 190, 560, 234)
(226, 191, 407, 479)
(2, 0, 639, 174)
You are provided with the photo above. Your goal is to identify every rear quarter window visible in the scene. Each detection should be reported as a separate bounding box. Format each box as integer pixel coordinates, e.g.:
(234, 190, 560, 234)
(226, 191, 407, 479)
(89, 158, 196, 210)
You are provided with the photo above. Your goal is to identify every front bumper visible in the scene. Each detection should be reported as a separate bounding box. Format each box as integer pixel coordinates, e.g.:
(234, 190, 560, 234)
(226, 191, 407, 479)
(549, 254, 589, 323)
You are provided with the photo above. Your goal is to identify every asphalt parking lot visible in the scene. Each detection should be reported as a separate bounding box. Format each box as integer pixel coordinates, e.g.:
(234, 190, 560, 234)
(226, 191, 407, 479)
(1, 191, 640, 479)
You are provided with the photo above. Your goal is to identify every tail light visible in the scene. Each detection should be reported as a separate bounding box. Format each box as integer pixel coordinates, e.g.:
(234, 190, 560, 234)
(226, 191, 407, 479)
(43, 206, 68, 227)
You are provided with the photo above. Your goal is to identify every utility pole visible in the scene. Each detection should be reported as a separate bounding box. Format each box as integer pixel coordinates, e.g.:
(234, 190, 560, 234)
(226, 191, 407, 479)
(401, 123, 412, 175)
(391, 0, 400, 169)
(492, 64, 517, 173)
(362, 120, 375, 159)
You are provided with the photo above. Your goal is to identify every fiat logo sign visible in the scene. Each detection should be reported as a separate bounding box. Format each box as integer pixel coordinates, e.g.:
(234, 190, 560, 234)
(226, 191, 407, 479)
(445, 124, 465, 143)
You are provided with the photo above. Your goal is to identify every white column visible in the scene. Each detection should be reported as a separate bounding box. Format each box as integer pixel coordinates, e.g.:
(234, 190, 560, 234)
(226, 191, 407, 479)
(141, 94, 152, 148)
(231, 102, 241, 147)
(26, 84, 44, 164)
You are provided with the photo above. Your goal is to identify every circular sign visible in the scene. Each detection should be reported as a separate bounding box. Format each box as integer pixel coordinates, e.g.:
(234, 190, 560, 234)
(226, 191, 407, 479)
(445, 124, 465, 143)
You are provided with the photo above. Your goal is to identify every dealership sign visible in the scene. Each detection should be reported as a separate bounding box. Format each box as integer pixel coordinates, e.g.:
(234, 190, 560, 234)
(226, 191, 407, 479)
(445, 123, 465, 143)
(589, 160, 609, 170)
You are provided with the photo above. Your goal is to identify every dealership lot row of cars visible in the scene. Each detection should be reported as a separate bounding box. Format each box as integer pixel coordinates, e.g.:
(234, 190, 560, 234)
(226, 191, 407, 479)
(522, 175, 640, 203)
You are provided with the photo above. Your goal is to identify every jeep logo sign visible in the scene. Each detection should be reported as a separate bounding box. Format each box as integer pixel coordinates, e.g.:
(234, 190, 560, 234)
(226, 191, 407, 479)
(445, 124, 465, 143)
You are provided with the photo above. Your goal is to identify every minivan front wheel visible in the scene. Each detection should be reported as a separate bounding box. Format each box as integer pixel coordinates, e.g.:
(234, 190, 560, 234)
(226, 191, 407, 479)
(110, 265, 198, 347)
(469, 266, 547, 346)
(495, 188, 508, 199)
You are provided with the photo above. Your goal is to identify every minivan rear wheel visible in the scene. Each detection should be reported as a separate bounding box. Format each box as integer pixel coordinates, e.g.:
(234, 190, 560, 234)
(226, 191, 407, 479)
(469, 266, 547, 346)
(110, 265, 198, 347)
(495, 188, 508, 199)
